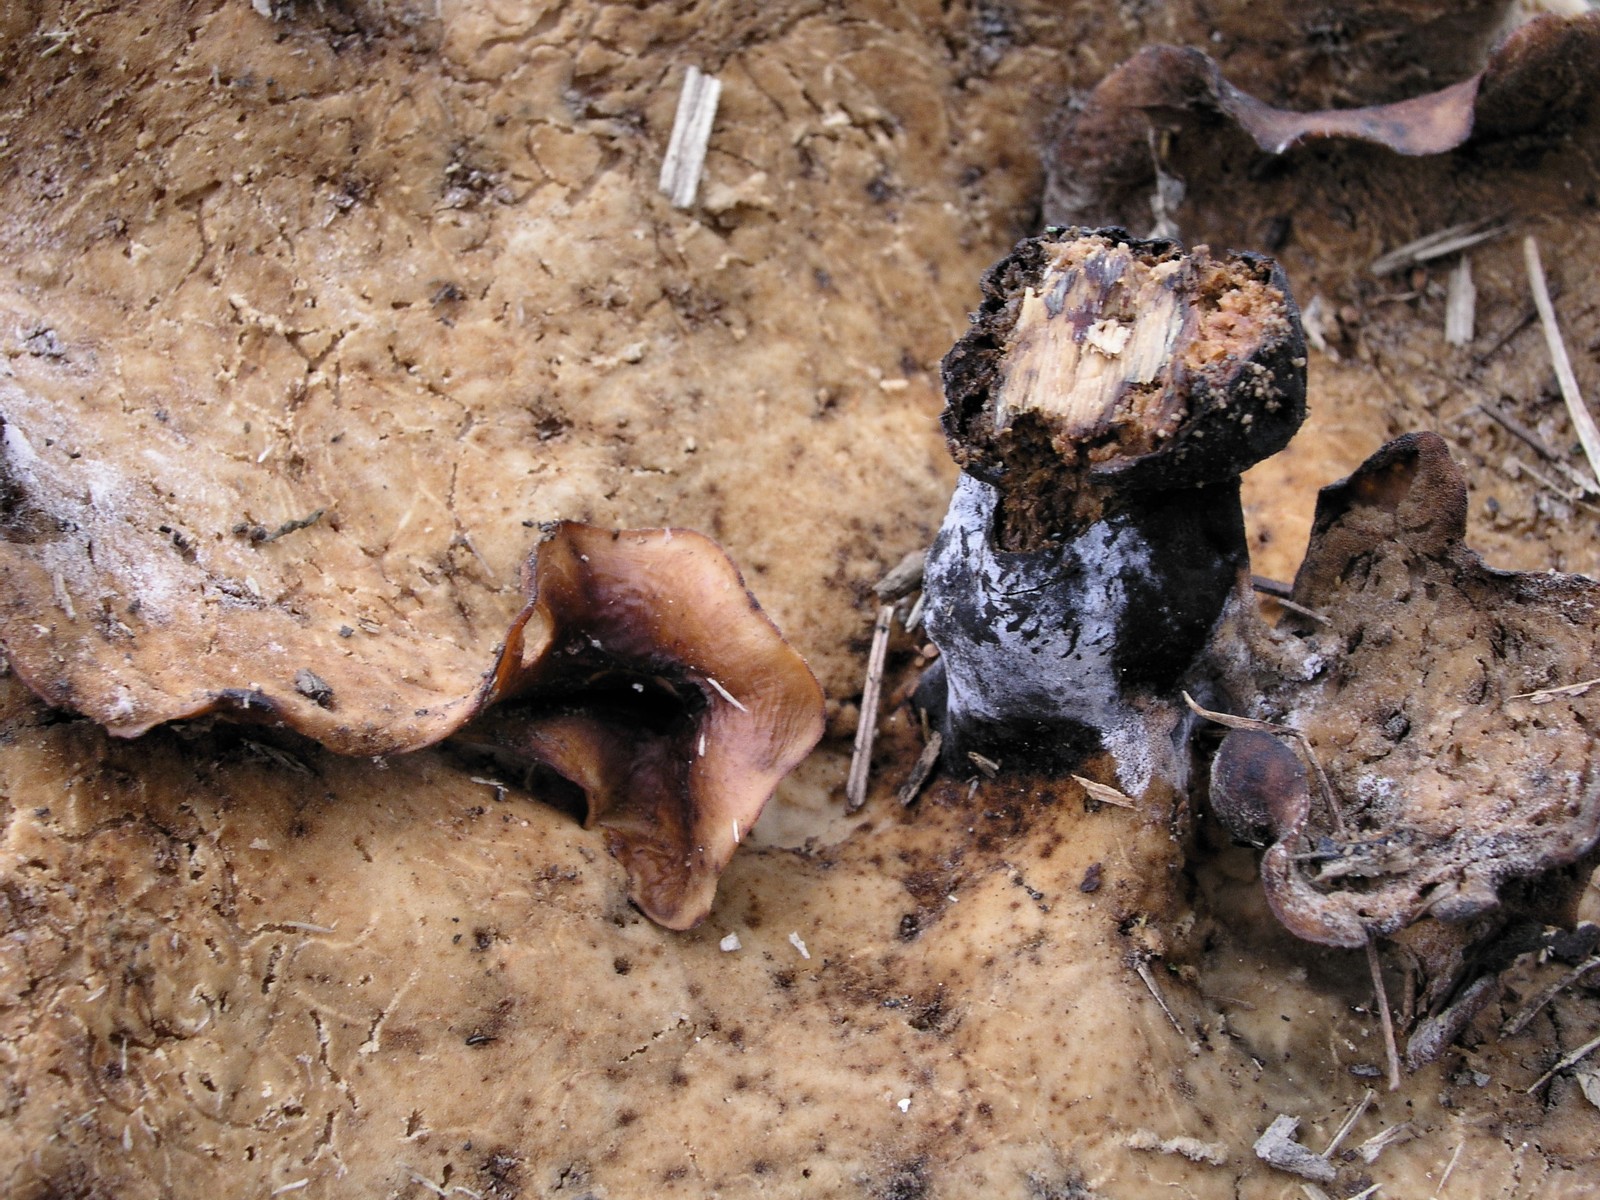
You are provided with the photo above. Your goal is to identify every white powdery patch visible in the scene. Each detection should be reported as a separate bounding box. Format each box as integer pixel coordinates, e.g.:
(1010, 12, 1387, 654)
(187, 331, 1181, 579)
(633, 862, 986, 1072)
(927, 474, 1170, 795)
(1355, 772, 1399, 809)
(2, 387, 184, 622)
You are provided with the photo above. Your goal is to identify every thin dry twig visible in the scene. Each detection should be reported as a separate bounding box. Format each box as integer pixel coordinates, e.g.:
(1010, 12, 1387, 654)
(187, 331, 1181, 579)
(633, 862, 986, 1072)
(1445, 256, 1475, 347)
(1356, 1121, 1414, 1165)
(1501, 955, 1600, 1037)
(966, 750, 1000, 778)
(1498, 453, 1600, 516)
(897, 731, 942, 807)
(902, 590, 926, 632)
(1367, 939, 1403, 1092)
(1072, 774, 1137, 809)
(1250, 575, 1328, 622)
(1475, 401, 1562, 462)
(1182, 693, 1345, 836)
(1370, 216, 1507, 276)
(659, 65, 721, 208)
(1510, 676, 1600, 704)
(1433, 1140, 1464, 1197)
(1525, 235, 1600, 490)
(1322, 1088, 1376, 1157)
(846, 603, 896, 812)
(1249, 574, 1294, 598)
(1254, 1115, 1336, 1183)
(1474, 299, 1546, 366)
(1524, 1030, 1600, 1095)
(874, 548, 927, 601)
(1134, 958, 1197, 1052)
(1263, 592, 1330, 625)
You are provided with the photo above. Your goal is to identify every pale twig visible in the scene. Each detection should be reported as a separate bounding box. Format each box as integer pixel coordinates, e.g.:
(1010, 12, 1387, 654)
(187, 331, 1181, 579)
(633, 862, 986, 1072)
(1250, 576, 1329, 623)
(897, 731, 942, 807)
(902, 590, 926, 632)
(1475, 404, 1600, 495)
(1433, 1141, 1463, 1197)
(1367, 940, 1402, 1092)
(1523, 1030, 1600, 1094)
(1370, 216, 1507, 276)
(1182, 693, 1345, 836)
(1501, 955, 1600, 1036)
(845, 603, 895, 812)
(704, 675, 748, 712)
(1525, 235, 1600, 491)
(1266, 593, 1330, 625)
(1072, 774, 1137, 809)
(1321, 1088, 1375, 1157)
(1357, 1121, 1414, 1164)
(659, 66, 721, 208)
(1498, 453, 1600, 516)
(874, 548, 926, 601)
(1254, 1115, 1336, 1183)
(967, 751, 1000, 778)
(1445, 256, 1475, 347)
(1134, 958, 1197, 1052)
(1510, 676, 1600, 704)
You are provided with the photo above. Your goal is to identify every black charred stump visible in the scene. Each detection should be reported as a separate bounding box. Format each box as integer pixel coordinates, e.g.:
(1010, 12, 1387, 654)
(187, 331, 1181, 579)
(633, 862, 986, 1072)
(919, 228, 1306, 795)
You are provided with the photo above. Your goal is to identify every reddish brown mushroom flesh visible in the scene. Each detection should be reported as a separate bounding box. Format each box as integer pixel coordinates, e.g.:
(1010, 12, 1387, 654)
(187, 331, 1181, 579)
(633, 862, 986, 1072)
(456, 523, 826, 929)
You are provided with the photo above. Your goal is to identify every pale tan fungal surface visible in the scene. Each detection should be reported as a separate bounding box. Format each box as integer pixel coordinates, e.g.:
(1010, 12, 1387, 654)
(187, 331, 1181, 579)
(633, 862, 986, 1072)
(5, 2, 1600, 1199)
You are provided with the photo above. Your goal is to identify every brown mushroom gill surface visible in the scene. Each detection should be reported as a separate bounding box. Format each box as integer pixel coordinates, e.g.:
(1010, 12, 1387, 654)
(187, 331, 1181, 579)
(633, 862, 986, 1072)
(456, 523, 825, 930)
(8, 2, 1600, 1198)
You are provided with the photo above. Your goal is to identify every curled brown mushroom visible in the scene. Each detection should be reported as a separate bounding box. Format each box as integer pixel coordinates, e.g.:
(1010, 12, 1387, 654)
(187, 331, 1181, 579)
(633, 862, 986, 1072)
(1044, 12, 1600, 229)
(0, 475, 824, 929)
(1216, 434, 1600, 998)
(453, 522, 826, 929)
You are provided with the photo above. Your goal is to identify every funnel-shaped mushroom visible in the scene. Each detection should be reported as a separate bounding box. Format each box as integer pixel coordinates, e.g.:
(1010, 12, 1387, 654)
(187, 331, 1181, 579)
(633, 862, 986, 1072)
(456, 523, 825, 929)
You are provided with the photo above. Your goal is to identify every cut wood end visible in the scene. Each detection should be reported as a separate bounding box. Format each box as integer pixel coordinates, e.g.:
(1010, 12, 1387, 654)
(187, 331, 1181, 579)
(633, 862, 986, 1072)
(990, 233, 1293, 471)
(995, 239, 1186, 449)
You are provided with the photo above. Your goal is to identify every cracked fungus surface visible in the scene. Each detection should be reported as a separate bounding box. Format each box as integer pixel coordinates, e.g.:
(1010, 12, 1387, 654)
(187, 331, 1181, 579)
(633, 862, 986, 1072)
(0, 0, 1033, 739)
(5, 1, 1600, 1198)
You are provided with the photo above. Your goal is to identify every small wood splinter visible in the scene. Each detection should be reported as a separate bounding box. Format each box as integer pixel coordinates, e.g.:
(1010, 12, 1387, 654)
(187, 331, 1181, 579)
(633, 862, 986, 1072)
(1525, 235, 1600, 491)
(845, 603, 895, 812)
(659, 66, 721, 209)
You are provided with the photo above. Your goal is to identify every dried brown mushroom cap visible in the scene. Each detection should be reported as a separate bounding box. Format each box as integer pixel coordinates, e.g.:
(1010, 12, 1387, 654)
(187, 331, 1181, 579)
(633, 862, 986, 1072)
(0, 441, 823, 929)
(1246, 433, 1600, 959)
(456, 523, 826, 930)
(1045, 12, 1600, 229)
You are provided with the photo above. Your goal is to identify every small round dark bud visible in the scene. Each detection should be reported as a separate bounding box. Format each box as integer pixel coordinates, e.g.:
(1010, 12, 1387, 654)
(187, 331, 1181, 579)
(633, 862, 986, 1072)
(1209, 729, 1307, 847)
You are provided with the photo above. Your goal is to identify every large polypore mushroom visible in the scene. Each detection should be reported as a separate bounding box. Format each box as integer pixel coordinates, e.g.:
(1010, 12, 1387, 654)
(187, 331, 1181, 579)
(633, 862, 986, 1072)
(919, 228, 1306, 795)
